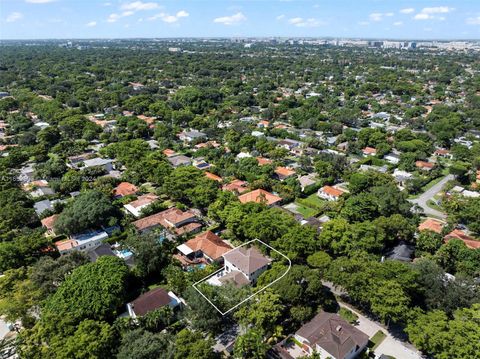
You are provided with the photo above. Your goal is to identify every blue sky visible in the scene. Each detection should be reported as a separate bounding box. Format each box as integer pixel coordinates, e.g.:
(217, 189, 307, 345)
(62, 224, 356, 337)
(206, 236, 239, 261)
(1, 0, 479, 40)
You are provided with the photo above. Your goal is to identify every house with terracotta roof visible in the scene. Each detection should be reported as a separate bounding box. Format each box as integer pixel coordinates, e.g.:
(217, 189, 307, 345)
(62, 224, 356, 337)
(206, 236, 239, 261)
(274, 311, 368, 359)
(136, 114, 156, 126)
(415, 160, 435, 171)
(418, 218, 445, 234)
(41, 214, 59, 236)
(176, 231, 232, 268)
(257, 120, 270, 128)
(274, 166, 296, 181)
(362, 147, 377, 156)
(317, 185, 346, 201)
(256, 157, 273, 166)
(113, 182, 138, 198)
(222, 179, 249, 194)
(54, 239, 77, 255)
(218, 245, 271, 286)
(54, 230, 109, 255)
(434, 149, 453, 159)
(194, 141, 221, 150)
(124, 194, 159, 217)
(162, 149, 177, 157)
(127, 287, 181, 318)
(132, 207, 201, 236)
(205, 172, 222, 182)
(444, 229, 480, 249)
(238, 189, 282, 207)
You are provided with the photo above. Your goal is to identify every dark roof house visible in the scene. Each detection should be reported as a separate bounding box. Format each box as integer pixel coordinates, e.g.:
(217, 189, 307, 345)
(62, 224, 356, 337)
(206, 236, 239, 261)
(293, 311, 369, 359)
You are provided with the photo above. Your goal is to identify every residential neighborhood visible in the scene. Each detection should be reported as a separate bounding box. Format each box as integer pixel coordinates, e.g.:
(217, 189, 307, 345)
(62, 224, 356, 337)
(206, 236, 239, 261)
(1, 4, 480, 358)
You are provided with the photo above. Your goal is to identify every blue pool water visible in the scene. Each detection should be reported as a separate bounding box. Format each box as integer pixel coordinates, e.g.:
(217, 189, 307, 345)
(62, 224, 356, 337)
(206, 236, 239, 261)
(187, 264, 206, 272)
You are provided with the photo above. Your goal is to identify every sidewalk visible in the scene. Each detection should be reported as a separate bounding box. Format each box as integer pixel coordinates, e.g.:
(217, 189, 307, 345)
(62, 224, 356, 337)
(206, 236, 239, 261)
(339, 303, 423, 359)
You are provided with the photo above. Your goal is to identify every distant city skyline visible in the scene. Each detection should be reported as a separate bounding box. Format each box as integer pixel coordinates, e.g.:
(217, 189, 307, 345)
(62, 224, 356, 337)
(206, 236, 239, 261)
(1, 0, 480, 40)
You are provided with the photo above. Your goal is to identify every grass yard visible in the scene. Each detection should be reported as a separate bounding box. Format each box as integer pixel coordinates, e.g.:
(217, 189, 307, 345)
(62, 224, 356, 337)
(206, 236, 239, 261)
(300, 193, 326, 210)
(427, 199, 443, 211)
(293, 202, 319, 217)
(368, 330, 387, 350)
(338, 307, 359, 324)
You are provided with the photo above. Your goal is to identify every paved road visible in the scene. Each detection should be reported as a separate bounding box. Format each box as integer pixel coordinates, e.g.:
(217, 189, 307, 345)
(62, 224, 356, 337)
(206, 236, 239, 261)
(408, 174, 454, 219)
(338, 303, 423, 359)
(321, 282, 423, 359)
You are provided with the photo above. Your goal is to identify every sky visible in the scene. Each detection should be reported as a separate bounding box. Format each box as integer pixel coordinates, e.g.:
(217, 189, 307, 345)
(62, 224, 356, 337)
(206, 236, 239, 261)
(1, 0, 479, 40)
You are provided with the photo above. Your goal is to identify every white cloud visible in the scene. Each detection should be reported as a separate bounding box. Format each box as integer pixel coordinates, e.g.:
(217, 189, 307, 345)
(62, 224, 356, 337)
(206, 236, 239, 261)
(414, 6, 454, 20)
(393, 21, 403, 26)
(107, 10, 137, 23)
(121, 1, 160, 12)
(369, 13, 383, 22)
(148, 10, 189, 23)
(276, 14, 285, 21)
(400, 8, 415, 14)
(421, 6, 453, 14)
(466, 16, 480, 25)
(213, 12, 246, 26)
(414, 13, 431, 20)
(288, 17, 324, 27)
(25, 0, 56, 3)
(369, 12, 394, 22)
(6, 12, 23, 23)
(107, 13, 120, 23)
(86, 21, 97, 27)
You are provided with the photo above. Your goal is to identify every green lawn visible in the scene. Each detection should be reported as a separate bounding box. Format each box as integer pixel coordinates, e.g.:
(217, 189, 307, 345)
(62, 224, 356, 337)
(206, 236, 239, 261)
(409, 175, 448, 199)
(427, 199, 443, 211)
(368, 330, 387, 350)
(338, 307, 359, 324)
(299, 193, 326, 210)
(293, 202, 319, 217)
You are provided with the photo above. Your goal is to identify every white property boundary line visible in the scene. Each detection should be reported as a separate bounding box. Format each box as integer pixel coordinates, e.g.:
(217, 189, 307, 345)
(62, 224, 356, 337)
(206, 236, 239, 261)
(192, 238, 291, 315)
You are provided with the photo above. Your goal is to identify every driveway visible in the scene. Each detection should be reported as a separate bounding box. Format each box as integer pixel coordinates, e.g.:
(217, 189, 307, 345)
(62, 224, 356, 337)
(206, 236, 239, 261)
(339, 303, 423, 359)
(408, 174, 454, 219)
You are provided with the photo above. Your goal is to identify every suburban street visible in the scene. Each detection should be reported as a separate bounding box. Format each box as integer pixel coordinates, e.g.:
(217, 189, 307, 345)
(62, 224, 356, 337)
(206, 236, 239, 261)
(408, 174, 454, 219)
(338, 303, 423, 359)
(322, 281, 423, 359)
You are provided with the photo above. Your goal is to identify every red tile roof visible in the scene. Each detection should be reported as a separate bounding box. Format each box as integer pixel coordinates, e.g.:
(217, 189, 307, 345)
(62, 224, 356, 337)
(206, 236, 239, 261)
(444, 229, 480, 249)
(362, 147, 377, 155)
(55, 239, 76, 252)
(205, 172, 222, 182)
(41, 214, 59, 231)
(238, 189, 282, 206)
(415, 160, 435, 169)
(183, 231, 232, 261)
(256, 157, 273, 166)
(418, 218, 445, 234)
(113, 182, 138, 197)
(320, 185, 345, 198)
(275, 166, 295, 178)
(222, 179, 249, 194)
(132, 207, 199, 235)
(434, 149, 450, 156)
(162, 149, 177, 157)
